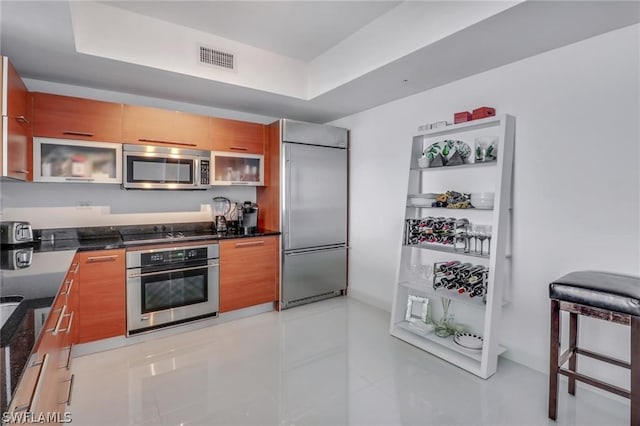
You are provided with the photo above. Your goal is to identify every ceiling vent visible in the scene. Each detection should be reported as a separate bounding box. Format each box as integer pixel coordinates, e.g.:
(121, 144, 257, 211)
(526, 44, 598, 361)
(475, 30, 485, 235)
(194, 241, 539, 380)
(199, 45, 236, 71)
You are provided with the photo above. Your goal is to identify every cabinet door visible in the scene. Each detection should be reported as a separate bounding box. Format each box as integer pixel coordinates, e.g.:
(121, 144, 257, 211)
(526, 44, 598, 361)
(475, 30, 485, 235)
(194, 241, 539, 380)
(3, 58, 30, 181)
(76, 249, 126, 344)
(211, 117, 265, 154)
(219, 236, 279, 312)
(123, 105, 211, 150)
(31, 92, 123, 142)
(33, 137, 122, 184)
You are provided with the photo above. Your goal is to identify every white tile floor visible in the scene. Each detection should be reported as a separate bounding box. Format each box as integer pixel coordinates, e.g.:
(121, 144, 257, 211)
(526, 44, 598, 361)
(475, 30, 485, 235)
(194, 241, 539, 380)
(69, 297, 629, 426)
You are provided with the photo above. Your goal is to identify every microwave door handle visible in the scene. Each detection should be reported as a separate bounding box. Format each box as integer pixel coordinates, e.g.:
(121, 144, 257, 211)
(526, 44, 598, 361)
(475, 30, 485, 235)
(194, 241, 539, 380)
(131, 263, 219, 278)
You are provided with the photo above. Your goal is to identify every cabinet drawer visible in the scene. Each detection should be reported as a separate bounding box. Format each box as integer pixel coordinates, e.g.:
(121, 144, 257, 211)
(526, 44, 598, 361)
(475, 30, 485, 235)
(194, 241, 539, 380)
(211, 118, 265, 154)
(219, 237, 279, 312)
(123, 105, 210, 150)
(31, 92, 123, 142)
(7, 353, 44, 414)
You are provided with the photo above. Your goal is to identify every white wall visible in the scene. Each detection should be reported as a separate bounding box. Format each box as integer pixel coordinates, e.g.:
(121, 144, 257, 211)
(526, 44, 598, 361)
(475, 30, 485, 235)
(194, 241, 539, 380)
(331, 23, 640, 383)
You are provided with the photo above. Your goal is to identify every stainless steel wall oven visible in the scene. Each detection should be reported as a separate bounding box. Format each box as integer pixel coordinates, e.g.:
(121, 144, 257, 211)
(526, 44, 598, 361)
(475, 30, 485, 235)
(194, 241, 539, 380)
(126, 243, 219, 334)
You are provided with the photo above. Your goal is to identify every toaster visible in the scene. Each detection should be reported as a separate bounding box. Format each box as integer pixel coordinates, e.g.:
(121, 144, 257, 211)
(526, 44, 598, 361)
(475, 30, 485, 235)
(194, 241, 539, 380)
(0, 222, 34, 245)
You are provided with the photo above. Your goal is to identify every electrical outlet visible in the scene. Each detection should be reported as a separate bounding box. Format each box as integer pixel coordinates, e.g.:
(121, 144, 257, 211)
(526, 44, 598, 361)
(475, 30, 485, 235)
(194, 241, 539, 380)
(76, 201, 92, 209)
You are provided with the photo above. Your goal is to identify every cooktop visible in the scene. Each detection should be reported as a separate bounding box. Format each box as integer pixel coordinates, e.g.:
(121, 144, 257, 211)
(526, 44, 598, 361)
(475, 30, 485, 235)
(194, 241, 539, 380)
(119, 223, 219, 245)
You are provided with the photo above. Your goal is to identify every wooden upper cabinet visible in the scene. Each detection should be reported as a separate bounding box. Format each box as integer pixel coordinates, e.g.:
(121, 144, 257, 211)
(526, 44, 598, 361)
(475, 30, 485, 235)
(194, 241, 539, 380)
(31, 92, 123, 142)
(3, 57, 31, 180)
(76, 249, 126, 344)
(211, 117, 265, 154)
(219, 236, 279, 312)
(123, 104, 211, 150)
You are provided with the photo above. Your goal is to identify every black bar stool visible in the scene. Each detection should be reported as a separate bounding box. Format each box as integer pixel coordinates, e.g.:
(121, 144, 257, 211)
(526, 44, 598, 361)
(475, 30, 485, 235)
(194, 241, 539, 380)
(548, 271, 639, 425)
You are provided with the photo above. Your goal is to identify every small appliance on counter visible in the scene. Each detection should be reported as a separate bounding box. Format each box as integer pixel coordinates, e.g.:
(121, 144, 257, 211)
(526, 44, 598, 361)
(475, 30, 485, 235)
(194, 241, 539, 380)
(0, 247, 33, 270)
(240, 202, 259, 235)
(0, 222, 33, 245)
(212, 197, 231, 233)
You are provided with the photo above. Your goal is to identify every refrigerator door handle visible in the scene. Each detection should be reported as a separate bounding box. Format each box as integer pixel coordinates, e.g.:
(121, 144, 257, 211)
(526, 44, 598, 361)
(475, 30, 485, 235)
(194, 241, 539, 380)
(285, 246, 348, 256)
(287, 158, 294, 249)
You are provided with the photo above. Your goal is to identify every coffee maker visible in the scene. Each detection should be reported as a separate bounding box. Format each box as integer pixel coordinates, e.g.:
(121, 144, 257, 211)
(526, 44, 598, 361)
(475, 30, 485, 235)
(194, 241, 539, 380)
(240, 201, 258, 235)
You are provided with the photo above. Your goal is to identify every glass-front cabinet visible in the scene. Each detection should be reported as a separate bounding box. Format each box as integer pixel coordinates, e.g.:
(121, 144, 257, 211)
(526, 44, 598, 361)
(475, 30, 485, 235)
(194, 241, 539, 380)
(33, 137, 122, 183)
(211, 151, 264, 186)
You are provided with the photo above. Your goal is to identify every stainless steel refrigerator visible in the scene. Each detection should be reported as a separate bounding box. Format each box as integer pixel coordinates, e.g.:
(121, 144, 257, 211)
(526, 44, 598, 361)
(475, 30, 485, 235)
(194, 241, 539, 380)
(280, 119, 348, 309)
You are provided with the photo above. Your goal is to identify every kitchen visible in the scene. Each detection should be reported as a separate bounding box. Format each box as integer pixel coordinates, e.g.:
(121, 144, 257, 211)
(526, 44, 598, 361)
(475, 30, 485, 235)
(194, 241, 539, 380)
(1, 1, 639, 425)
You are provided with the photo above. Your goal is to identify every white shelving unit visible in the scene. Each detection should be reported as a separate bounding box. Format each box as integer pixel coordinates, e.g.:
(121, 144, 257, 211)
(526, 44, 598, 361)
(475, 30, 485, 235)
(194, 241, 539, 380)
(389, 114, 515, 379)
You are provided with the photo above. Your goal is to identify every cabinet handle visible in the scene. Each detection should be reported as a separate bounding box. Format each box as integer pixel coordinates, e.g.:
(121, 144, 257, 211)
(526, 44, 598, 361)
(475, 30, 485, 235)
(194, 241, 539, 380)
(63, 131, 94, 137)
(58, 311, 74, 334)
(231, 182, 250, 185)
(30, 354, 44, 368)
(86, 255, 118, 262)
(15, 115, 29, 124)
(61, 278, 74, 296)
(229, 146, 249, 151)
(51, 305, 67, 335)
(12, 403, 30, 412)
(71, 262, 80, 274)
(234, 240, 265, 248)
(138, 138, 197, 147)
(46, 307, 63, 333)
(61, 346, 73, 370)
(59, 374, 74, 406)
(65, 177, 95, 182)
(12, 169, 29, 174)
(29, 354, 49, 412)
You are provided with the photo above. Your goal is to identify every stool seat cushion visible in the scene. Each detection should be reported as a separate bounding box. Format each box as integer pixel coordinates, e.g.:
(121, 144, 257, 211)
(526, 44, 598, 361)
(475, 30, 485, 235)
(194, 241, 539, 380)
(549, 270, 640, 316)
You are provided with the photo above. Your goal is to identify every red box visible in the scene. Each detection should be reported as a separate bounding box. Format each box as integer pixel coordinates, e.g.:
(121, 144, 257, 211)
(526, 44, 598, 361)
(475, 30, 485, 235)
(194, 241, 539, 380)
(471, 106, 496, 120)
(454, 111, 472, 124)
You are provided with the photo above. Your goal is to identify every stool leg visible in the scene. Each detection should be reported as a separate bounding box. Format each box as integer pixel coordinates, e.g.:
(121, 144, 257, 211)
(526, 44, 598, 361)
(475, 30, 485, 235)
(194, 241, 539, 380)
(549, 299, 560, 420)
(631, 315, 639, 426)
(568, 312, 578, 396)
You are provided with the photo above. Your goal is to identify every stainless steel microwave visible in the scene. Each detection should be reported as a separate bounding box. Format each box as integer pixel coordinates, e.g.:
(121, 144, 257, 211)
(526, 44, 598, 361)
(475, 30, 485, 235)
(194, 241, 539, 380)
(123, 144, 210, 189)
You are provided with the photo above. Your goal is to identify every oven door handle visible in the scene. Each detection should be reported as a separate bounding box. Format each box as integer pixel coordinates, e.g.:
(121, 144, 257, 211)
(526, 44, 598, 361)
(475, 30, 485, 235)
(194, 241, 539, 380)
(129, 262, 219, 278)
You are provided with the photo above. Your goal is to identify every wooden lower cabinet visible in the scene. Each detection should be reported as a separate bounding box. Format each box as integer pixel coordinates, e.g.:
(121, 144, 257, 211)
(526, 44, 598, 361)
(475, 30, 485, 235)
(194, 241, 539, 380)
(5, 261, 76, 424)
(76, 249, 126, 344)
(219, 236, 279, 312)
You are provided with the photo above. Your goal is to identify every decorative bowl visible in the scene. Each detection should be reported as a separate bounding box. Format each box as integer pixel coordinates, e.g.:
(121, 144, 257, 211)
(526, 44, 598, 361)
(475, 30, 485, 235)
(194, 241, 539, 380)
(470, 192, 494, 209)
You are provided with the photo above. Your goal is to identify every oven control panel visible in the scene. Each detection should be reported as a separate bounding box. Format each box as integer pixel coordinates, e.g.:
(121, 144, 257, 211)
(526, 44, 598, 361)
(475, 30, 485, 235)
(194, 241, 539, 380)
(142, 247, 208, 266)
(125, 243, 219, 269)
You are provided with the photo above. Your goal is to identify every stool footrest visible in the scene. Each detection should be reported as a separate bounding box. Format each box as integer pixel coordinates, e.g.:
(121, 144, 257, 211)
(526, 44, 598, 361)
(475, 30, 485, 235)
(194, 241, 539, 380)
(558, 347, 576, 367)
(559, 368, 630, 399)
(576, 348, 630, 369)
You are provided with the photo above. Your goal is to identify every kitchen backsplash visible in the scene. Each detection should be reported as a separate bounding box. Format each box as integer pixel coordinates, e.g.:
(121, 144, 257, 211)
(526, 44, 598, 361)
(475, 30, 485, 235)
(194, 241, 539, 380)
(0, 181, 255, 229)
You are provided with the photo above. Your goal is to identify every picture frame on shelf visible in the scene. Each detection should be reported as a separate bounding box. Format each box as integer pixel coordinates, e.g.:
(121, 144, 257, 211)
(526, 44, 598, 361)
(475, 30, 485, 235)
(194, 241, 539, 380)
(405, 295, 431, 324)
